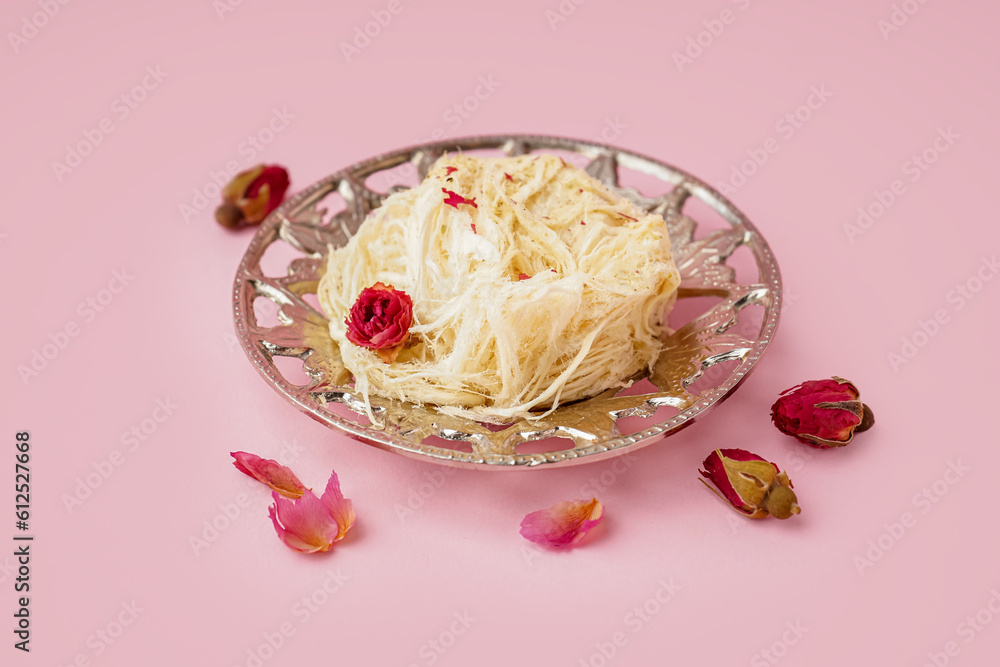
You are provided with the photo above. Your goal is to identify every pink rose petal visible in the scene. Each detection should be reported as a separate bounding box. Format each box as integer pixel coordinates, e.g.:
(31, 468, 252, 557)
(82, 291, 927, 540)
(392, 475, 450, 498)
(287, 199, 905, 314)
(520, 498, 603, 548)
(231, 451, 308, 499)
(269, 491, 340, 554)
(319, 470, 355, 543)
(268, 469, 355, 554)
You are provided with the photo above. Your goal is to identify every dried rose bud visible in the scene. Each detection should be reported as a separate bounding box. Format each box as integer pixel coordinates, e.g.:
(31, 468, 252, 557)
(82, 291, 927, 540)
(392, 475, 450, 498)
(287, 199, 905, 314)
(771, 377, 874, 448)
(699, 448, 800, 519)
(345, 282, 413, 363)
(215, 164, 290, 229)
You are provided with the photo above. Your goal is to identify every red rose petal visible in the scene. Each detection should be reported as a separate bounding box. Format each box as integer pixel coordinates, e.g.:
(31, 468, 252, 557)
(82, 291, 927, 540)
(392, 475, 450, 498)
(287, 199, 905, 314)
(441, 188, 477, 209)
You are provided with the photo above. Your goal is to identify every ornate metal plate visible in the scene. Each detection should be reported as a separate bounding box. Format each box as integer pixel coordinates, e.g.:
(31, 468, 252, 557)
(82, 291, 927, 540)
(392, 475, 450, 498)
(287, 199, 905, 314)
(232, 135, 782, 469)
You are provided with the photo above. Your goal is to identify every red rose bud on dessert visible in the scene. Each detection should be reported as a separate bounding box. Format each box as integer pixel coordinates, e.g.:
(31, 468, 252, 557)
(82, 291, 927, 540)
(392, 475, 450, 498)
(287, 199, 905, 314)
(345, 282, 413, 364)
(699, 449, 800, 519)
(771, 377, 875, 448)
(215, 164, 290, 229)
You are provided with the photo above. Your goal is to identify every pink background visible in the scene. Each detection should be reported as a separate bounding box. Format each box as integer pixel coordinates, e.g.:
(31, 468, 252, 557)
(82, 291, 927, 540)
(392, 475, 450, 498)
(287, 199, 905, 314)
(4, 0, 1000, 665)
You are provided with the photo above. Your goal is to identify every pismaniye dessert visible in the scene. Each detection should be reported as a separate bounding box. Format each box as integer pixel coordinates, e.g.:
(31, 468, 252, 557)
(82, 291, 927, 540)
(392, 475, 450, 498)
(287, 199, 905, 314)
(317, 153, 681, 422)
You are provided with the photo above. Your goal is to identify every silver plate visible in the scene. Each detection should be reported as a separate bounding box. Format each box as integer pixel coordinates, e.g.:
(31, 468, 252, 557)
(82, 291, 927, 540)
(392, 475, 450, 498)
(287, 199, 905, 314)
(232, 135, 782, 469)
